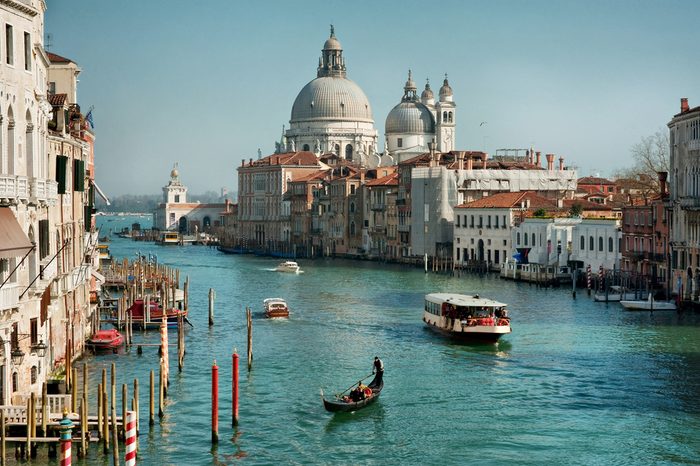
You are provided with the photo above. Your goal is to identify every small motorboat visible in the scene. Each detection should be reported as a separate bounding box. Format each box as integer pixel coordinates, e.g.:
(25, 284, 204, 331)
(322, 373, 383, 413)
(275, 261, 300, 273)
(620, 293, 677, 311)
(264, 298, 289, 318)
(594, 285, 638, 302)
(87, 329, 124, 353)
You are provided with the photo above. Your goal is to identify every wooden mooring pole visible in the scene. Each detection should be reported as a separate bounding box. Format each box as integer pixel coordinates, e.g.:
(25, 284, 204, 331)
(247, 307, 253, 371)
(149, 370, 155, 426)
(208, 288, 215, 326)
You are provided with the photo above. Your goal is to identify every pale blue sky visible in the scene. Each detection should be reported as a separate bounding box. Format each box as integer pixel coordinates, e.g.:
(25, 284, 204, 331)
(45, 0, 700, 197)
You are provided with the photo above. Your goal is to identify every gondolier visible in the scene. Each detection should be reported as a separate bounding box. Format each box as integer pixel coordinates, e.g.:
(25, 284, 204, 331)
(373, 356, 384, 384)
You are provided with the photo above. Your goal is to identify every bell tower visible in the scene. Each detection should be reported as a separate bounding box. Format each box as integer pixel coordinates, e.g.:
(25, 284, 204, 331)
(436, 74, 456, 152)
(163, 163, 188, 204)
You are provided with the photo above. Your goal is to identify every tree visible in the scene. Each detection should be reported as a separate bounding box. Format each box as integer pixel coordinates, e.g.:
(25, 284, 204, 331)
(614, 129, 669, 197)
(569, 203, 583, 218)
(533, 208, 547, 218)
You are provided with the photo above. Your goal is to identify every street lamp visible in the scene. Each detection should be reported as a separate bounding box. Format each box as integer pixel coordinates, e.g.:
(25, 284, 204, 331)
(11, 347, 25, 366)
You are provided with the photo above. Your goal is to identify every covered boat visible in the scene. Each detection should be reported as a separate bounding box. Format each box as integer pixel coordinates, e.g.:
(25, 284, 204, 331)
(264, 298, 289, 318)
(87, 329, 123, 353)
(323, 373, 383, 413)
(275, 261, 300, 273)
(127, 299, 188, 329)
(423, 293, 512, 343)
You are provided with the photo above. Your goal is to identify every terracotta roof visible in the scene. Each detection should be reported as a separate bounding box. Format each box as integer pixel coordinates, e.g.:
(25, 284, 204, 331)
(673, 105, 700, 118)
(455, 191, 556, 209)
(47, 52, 73, 63)
(246, 151, 320, 168)
(563, 198, 613, 211)
(365, 172, 398, 187)
(578, 176, 613, 185)
(48, 93, 67, 106)
(290, 170, 329, 183)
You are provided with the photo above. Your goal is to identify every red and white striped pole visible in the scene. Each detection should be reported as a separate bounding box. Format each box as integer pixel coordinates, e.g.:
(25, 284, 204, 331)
(124, 410, 137, 465)
(598, 265, 604, 292)
(586, 264, 592, 295)
(59, 411, 74, 466)
(232, 351, 239, 427)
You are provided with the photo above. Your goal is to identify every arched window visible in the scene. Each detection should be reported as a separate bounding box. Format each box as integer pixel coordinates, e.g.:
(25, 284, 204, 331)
(524, 233, 528, 245)
(7, 105, 15, 173)
(203, 216, 211, 230)
(589, 236, 594, 250)
(580, 235, 585, 250)
(532, 233, 536, 246)
(517, 232, 521, 245)
(350, 222, 356, 236)
(12, 372, 18, 392)
(334, 144, 340, 155)
(448, 111, 453, 123)
(598, 236, 603, 251)
(302, 144, 310, 151)
(31, 366, 37, 384)
(443, 111, 448, 122)
(349, 202, 355, 213)
(608, 237, 613, 252)
(345, 144, 353, 160)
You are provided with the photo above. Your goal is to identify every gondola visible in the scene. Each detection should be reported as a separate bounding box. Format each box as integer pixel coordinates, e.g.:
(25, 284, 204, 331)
(322, 374, 384, 413)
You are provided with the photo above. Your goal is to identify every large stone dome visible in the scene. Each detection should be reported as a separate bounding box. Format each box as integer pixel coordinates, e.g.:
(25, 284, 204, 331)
(291, 77, 373, 123)
(385, 101, 435, 134)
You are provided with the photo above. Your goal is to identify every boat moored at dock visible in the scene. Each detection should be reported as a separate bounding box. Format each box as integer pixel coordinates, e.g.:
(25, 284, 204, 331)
(423, 293, 512, 343)
(86, 328, 124, 353)
(620, 293, 677, 311)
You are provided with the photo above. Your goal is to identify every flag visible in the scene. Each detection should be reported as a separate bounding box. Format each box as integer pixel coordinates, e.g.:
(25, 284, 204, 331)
(85, 109, 94, 128)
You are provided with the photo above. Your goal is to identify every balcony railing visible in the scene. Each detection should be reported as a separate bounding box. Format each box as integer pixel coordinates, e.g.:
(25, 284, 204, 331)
(371, 203, 386, 211)
(0, 283, 21, 312)
(0, 175, 29, 203)
(397, 224, 410, 233)
(370, 225, 386, 234)
(680, 197, 700, 209)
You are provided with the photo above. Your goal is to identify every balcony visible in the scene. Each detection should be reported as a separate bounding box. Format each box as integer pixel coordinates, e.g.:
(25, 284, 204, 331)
(371, 203, 386, 211)
(688, 140, 700, 152)
(0, 175, 29, 204)
(397, 224, 410, 233)
(371, 225, 386, 234)
(680, 197, 700, 209)
(0, 283, 21, 312)
(28, 178, 59, 205)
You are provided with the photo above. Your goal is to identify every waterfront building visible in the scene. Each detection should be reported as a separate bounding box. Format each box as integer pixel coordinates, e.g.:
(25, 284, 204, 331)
(384, 71, 455, 163)
(568, 218, 622, 272)
(577, 176, 617, 198)
(668, 98, 700, 300)
(453, 192, 557, 269)
(288, 170, 328, 256)
(362, 170, 398, 259)
(281, 27, 379, 167)
(153, 164, 226, 234)
(236, 151, 322, 251)
(409, 149, 577, 259)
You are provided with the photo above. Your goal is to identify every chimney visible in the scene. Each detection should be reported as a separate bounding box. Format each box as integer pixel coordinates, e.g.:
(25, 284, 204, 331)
(249, 158, 253, 165)
(467, 155, 473, 170)
(525, 198, 530, 208)
(546, 154, 554, 171)
(535, 151, 541, 167)
(557, 198, 563, 208)
(681, 98, 689, 113)
(559, 156, 564, 171)
(482, 152, 488, 169)
(658, 171, 668, 197)
(360, 169, 365, 184)
(457, 152, 464, 171)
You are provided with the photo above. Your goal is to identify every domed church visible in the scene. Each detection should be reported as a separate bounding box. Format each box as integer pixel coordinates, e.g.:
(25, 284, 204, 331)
(384, 71, 456, 163)
(282, 26, 379, 167)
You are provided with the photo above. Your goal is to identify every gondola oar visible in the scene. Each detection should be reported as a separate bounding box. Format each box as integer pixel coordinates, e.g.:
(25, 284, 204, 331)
(334, 373, 374, 398)
(185, 316, 194, 328)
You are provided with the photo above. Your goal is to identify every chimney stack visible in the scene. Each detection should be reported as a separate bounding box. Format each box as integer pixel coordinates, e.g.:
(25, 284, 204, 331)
(467, 155, 473, 170)
(457, 152, 464, 171)
(535, 151, 541, 167)
(482, 152, 488, 169)
(559, 156, 564, 171)
(360, 169, 365, 184)
(546, 154, 554, 171)
(681, 98, 689, 113)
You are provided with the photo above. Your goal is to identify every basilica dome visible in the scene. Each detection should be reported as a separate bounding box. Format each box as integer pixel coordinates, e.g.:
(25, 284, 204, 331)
(385, 101, 435, 134)
(291, 77, 373, 123)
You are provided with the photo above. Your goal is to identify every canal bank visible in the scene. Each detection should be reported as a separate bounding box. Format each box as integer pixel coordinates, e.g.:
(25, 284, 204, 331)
(16, 214, 698, 465)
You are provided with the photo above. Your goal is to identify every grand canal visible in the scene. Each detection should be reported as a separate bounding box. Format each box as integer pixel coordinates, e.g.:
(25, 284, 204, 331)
(64, 216, 700, 464)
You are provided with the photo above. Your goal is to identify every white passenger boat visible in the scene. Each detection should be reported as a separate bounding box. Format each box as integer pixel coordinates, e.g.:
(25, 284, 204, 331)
(423, 293, 512, 343)
(275, 261, 300, 273)
(594, 285, 638, 302)
(263, 298, 289, 318)
(620, 293, 677, 311)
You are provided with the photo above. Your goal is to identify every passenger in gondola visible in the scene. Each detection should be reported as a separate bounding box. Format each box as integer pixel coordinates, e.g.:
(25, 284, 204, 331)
(350, 381, 366, 402)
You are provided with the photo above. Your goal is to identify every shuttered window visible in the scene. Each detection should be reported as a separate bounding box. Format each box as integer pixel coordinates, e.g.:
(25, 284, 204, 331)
(73, 159, 85, 192)
(56, 155, 68, 194)
(38, 219, 49, 259)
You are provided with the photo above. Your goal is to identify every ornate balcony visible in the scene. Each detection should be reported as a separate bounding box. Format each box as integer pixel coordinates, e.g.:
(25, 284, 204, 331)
(0, 283, 21, 312)
(0, 175, 29, 204)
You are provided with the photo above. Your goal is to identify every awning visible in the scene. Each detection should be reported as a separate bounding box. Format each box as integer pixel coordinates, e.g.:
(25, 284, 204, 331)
(0, 207, 34, 259)
(92, 180, 111, 206)
(91, 269, 105, 284)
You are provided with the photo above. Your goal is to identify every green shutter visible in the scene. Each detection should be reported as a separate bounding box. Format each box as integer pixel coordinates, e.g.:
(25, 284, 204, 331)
(56, 155, 68, 194)
(73, 159, 86, 192)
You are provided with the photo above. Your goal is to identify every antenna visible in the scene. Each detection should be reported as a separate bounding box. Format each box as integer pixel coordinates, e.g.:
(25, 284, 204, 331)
(45, 33, 53, 51)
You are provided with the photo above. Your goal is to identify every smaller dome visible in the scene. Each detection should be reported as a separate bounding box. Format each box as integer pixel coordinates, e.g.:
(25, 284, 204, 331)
(385, 101, 435, 135)
(421, 80, 434, 101)
(439, 75, 453, 99)
(170, 163, 179, 179)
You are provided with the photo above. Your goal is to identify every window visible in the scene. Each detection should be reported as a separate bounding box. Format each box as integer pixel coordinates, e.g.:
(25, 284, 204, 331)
(30, 318, 37, 346)
(303, 144, 310, 151)
(48, 82, 56, 94)
(12, 372, 17, 392)
(502, 215, 506, 228)
(174, 195, 180, 203)
(598, 237, 603, 251)
(350, 185, 355, 195)
(517, 232, 521, 245)
(5, 25, 13, 65)
(456, 215, 460, 228)
(23, 31, 30, 71)
(532, 233, 536, 246)
(349, 202, 355, 213)
(608, 237, 613, 252)
(31, 366, 37, 384)
(39, 219, 49, 259)
(524, 233, 528, 246)
(397, 138, 403, 148)
(350, 222, 355, 236)
(495, 216, 499, 228)
(478, 215, 483, 228)
(470, 215, 474, 228)
(487, 216, 491, 228)
(56, 155, 68, 194)
(589, 236, 594, 250)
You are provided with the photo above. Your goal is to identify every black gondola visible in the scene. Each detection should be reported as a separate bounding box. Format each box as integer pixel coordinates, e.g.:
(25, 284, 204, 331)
(322, 374, 384, 413)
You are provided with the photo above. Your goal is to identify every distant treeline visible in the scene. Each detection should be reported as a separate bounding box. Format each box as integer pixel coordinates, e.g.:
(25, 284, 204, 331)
(96, 191, 227, 213)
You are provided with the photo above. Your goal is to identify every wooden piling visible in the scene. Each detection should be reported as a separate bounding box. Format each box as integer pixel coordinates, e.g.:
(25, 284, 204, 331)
(71, 367, 78, 413)
(103, 383, 110, 453)
(149, 370, 154, 426)
(133, 378, 139, 434)
(178, 315, 184, 372)
(159, 359, 165, 418)
(97, 382, 102, 439)
(1, 410, 5, 466)
(81, 399, 87, 457)
(41, 382, 47, 437)
(208, 288, 215, 326)
(112, 405, 119, 465)
(247, 307, 253, 371)
(111, 362, 117, 414)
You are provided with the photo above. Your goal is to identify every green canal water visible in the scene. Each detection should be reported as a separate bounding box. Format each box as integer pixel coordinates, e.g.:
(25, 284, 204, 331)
(51, 216, 700, 464)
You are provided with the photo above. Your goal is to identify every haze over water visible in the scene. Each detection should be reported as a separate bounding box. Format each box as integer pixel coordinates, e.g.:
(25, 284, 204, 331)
(62, 215, 700, 464)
